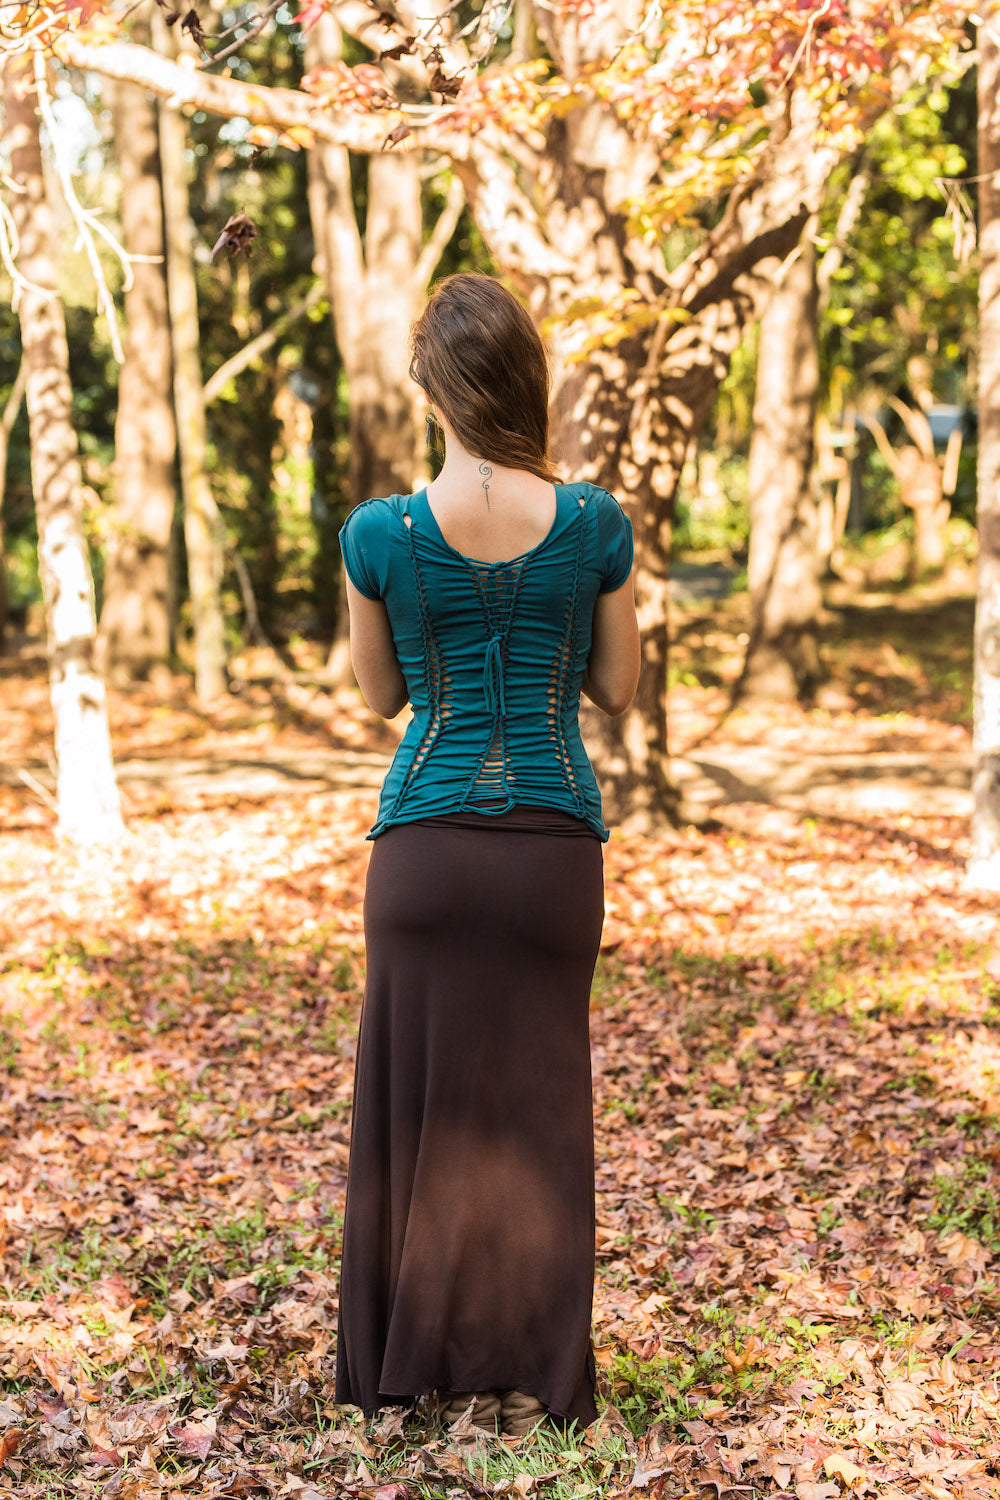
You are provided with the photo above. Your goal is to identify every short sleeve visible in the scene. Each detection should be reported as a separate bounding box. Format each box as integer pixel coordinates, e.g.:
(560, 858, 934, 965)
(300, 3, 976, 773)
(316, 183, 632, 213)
(594, 488, 634, 593)
(339, 500, 390, 601)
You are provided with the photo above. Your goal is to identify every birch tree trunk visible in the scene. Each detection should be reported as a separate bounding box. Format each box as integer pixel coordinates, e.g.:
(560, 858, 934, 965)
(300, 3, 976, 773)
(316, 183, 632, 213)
(4, 57, 124, 843)
(100, 21, 177, 685)
(969, 20, 1000, 890)
(0, 362, 27, 654)
(736, 227, 823, 702)
(157, 30, 227, 702)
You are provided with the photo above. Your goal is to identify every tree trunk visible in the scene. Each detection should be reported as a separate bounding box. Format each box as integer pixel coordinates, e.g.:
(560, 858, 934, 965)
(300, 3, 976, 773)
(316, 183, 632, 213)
(306, 15, 426, 682)
(157, 28, 227, 703)
(5, 57, 124, 843)
(478, 92, 828, 827)
(736, 228, 822, 702)
(899, 447, 950, 575)
(356, 154, 425, 497)
(970, 23, 1000, 890)
(0, 362, 27, 654)
(545, 325, 681, 829)
(100, 23, 177, 686)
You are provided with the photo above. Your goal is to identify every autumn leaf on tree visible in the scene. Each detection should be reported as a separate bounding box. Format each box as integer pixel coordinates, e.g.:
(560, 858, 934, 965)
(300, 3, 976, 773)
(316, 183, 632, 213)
(210, 213, 258, 261)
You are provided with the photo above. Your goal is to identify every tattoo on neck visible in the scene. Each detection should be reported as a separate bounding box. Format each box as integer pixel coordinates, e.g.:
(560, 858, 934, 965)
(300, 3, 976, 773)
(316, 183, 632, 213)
(479, 461, 493, 510)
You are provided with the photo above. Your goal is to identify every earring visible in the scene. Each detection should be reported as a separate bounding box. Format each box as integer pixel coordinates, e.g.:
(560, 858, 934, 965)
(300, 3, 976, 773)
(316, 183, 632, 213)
(425, 410, 439, 447)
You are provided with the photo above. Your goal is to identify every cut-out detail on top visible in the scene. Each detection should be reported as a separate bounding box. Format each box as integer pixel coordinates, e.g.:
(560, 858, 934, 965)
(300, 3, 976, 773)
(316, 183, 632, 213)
(462, 554, 528, 810)
(381, 518, 449, 822)
(544, 503, 589, 819)
(343, 483, 631, 842)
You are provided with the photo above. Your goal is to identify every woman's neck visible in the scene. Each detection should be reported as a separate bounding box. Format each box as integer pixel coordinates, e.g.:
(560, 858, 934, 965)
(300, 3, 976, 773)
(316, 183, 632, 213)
(435, 446, 500, 505)
(423, 429, 556, 561)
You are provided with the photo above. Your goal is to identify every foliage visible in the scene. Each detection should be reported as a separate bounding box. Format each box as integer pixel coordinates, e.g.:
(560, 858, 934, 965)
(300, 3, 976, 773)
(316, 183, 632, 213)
(820, 72, 977, 412)
(673, 451, 751, 556)
(44, 2, 978, 311)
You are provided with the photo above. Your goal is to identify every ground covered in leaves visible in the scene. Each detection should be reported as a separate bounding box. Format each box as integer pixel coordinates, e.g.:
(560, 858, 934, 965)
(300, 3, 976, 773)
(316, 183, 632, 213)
(0, 587, 998, 1499)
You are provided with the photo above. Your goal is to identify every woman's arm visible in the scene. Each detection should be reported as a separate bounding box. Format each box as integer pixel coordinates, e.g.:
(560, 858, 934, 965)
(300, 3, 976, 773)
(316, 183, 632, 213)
(345, 577, 409, 719)
(582, 568, 641, 717)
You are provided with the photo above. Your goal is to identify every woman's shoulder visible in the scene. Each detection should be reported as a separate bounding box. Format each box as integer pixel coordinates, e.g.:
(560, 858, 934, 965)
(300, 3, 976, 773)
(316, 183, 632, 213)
(554, 480, 632, 587)
(341, 492, 417, 536)
(558, 479, 620, 504)
(340, 494, 421, 598)
(558, 480, 628, 528)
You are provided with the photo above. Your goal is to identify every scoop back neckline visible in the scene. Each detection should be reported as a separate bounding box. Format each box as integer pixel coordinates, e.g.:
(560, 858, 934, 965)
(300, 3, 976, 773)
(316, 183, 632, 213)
(412, 482, 588, 569)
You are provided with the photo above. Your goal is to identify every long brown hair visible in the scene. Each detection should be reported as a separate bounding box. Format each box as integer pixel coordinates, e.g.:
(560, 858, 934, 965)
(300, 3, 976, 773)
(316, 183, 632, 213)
(409, 273, 557, 482)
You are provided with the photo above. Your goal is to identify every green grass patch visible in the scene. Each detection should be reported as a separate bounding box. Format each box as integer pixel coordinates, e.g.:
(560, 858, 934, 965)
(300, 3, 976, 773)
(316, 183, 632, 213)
(928, 1159, 1000, 1252)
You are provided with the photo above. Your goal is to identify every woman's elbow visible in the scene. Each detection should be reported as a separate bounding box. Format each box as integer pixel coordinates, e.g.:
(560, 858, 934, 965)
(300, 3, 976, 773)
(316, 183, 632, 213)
(600, 682, 637, 716)
(583, 672, 637, 717)
(363, 684, 409, 720)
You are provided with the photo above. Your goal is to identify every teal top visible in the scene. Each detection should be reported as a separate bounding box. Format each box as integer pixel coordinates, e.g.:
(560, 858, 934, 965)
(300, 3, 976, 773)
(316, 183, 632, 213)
(339, 482, 633, 841)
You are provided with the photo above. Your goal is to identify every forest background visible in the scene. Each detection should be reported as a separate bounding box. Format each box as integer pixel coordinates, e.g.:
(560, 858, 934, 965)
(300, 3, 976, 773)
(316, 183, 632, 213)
(2, 2, 1000, 1498)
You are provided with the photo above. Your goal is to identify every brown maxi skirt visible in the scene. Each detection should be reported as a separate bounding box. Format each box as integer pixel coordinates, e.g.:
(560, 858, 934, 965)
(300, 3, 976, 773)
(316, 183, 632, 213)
(334, 806, 605, 1428)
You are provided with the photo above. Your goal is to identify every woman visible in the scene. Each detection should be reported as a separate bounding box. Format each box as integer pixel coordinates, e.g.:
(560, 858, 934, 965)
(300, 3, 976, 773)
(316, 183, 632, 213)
(334, 273, 640, 1438)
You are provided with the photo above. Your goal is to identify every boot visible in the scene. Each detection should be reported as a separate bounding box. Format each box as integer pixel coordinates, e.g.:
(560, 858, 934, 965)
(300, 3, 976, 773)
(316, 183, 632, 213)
(500, 1389, 548, 1438)
(438, 1389, 501, 1432)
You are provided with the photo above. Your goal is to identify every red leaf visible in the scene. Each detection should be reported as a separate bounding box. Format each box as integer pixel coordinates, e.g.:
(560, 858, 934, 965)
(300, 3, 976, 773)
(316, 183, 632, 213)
(294, 0, 328, 30)
(87, 1446, 122, 1468)
(168, 1420, 215, 1460)
(0, 1430, 24, 1466)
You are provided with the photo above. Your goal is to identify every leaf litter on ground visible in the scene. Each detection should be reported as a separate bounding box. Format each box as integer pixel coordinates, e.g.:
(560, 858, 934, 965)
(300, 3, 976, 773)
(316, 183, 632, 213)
(0, 610, 998, 1498)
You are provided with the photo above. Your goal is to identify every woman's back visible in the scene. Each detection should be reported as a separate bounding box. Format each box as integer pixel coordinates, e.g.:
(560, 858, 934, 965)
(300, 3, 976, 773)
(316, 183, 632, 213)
(339, 481, 632, 839)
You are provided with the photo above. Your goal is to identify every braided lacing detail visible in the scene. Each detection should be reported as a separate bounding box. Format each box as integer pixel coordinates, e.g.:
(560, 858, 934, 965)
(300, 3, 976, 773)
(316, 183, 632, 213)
(544, 497, 589, 818)
(385, 493, 590, 822)
(381, 515, 452, 823)
(461, 558, 528, 809)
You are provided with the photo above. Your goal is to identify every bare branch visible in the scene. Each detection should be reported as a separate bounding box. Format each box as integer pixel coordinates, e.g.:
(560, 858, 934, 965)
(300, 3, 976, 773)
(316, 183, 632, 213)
(0, 362, 25, 513)
(817, 160, 871, 303)
(202, 283, 326, 406)
(862, 408, 904, 479)
(887, 394, 936, 459)
(33, 54, 128, 359)
(54, 34, 473, 157)
(200, 0, 284, 69)
(942, 420, 964, 497)
(330, 0, 472, 96)
(414, 169, 464, 287)
(0, 193, 46, 304)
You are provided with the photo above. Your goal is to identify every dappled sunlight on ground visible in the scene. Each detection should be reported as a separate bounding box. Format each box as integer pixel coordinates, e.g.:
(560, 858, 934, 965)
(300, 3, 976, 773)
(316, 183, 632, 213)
(0, 781, 998, 1496)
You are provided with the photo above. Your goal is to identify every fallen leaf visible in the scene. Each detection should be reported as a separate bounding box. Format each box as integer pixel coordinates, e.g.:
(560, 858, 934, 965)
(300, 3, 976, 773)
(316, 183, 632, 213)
(823, 1451, 868, 1487)
(883, 1380, 930, 1417)
(0, 1429, 24, 1465)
